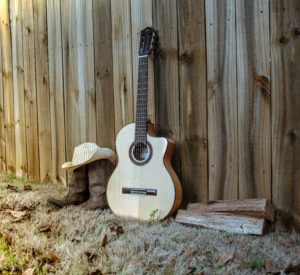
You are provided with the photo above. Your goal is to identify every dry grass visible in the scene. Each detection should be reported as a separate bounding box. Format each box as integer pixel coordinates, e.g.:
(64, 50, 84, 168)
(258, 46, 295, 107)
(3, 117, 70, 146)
(0, 174, 300, 275)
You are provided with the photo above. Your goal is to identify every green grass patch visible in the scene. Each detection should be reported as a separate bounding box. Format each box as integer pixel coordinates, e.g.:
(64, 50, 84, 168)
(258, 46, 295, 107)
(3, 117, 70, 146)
(247, 253, 265, 271)
(0, 236, 21, 273)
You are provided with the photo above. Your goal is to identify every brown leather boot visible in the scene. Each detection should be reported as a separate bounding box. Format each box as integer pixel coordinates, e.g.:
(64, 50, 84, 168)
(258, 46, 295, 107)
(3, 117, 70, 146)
(81, 159, 115, 210)
(47, 165, 89, 208)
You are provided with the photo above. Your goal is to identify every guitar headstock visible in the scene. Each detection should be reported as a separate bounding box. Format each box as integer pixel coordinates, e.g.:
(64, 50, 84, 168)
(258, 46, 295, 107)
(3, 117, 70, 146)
(139, 27, 158, 57)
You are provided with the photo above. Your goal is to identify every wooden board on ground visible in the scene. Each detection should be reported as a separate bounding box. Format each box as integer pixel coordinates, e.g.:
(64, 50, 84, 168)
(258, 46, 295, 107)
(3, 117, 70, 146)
(22, 0, 39, 180)
(237, 0, 271, 199)
(178, 0, 207, 203)
(205, 0, 238, 200)
(176, 210, 266, 235)
(188, 198, 274, 221)
(47, 0, 66, 185)
(93, 0, 115, 148)
(271, 0, 300, 214)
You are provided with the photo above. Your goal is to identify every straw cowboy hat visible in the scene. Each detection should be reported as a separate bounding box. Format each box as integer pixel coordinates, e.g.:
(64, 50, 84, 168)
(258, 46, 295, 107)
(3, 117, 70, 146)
(62, 143, 117, 170)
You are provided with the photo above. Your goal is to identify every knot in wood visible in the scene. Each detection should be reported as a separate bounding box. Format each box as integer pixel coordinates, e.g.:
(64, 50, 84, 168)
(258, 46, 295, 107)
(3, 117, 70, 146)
(179, 51, 194, 64)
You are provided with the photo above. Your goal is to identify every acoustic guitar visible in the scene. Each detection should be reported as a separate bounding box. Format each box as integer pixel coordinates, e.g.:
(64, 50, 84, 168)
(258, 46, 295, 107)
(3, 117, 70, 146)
(107, 27, 182, 221)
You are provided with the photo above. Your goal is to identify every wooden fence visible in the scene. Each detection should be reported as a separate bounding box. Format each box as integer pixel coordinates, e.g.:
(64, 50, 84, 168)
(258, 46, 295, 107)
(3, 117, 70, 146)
(0, 0, 299, 221)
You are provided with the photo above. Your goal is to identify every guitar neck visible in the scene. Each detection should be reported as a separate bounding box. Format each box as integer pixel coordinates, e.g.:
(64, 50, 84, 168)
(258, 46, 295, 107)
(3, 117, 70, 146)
(135, 56, 148, 143)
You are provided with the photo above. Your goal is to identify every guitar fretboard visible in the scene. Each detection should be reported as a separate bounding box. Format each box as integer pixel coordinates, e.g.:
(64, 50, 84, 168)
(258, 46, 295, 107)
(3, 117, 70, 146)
(135, 56, 148, 143)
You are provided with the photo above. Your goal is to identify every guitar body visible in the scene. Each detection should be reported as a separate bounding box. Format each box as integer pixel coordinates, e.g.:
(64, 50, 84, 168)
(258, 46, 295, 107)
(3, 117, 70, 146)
(107, 123, 182, 220)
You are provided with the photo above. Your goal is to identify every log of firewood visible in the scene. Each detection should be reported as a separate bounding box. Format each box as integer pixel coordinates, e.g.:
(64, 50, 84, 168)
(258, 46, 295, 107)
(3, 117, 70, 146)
(187, 198, 274, 221)
(176, 210, 266, 235)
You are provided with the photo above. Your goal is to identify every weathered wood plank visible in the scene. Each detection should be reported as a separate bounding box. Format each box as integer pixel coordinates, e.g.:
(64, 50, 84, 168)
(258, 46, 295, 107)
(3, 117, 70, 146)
(61, 0, 77, 161)
(93, 0, 115, 148)
(271, 0, 300, 215)
(33, 0, 52, 182)
(76, 0, 97, 143)
(0, 15, 6, 172)
(131, 0, 155, 123)
(62, 0, 97, 163)
(206, 0, 238, 200)
(237, 0, 271, 199)
(188, 198, 274, 221)
(178, 0, 207, 203)
(153, 0, 180, 172)
(11, 0, 27, 178)
(0, 0, 15, 173)
(47, 0, 66, 185)
(22, 0, 39, 180)
(111, 0, 134, 134)
(176, 210, 266, 235)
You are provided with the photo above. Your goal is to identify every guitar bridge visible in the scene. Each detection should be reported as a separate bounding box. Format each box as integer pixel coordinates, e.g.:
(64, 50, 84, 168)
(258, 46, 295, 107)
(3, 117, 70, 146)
(122, 187, 157, 196)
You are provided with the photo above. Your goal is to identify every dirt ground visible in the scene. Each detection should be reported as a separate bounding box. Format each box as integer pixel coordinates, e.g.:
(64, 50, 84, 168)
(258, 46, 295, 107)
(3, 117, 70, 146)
(0, 174, 300, 275)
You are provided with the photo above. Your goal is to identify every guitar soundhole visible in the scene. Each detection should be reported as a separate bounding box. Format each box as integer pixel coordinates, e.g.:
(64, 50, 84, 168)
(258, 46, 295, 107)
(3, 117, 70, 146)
(129, 142, 152, 165)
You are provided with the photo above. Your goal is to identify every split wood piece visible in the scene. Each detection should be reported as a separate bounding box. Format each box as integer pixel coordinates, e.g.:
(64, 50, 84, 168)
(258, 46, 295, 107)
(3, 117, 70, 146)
(176, 210, 265, 235)
(187, 198, 274, 221)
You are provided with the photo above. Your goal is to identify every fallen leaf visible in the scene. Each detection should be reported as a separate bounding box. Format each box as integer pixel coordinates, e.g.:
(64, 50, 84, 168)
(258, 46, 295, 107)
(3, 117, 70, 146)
(39, 224, 51, 233)
(109, 224, 124, 236)
(284, 263, 300, 274)
(186, 266, 196, 274)
(6, 209, 27, 221)
(6, 209, 26, 217)
(15, 204, 34, 211)
(184, 246, 198, 258)
(280, 239, 294, 248)
(265, 259, 273, 272)
(45, 252, 59, 264)
(100, 234, 108, 247)
(0, 231, 12, 246)
(0, 203, 10, 210)
(89, 269, 103, 275)
(6, 184, 19, 192)
(4, 234, 12, 246)
(24, 185, 32, 191)
(22, 267, 35, 275)
(217, 251, 234, 267)
(85, 251, 97, 262)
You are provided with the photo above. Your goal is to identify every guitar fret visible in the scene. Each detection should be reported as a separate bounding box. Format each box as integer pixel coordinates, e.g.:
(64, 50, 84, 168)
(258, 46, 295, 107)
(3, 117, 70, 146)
(135, 56, 149, 143)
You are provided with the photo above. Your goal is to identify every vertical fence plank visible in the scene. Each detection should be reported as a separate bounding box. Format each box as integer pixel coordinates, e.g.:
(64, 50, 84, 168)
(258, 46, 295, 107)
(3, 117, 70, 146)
(34, 0, 52, 182)
(61, 0, 78, 160)
(47, 0, 66, 185)
(111, 0, 133, 134)
(62, 0, 97, 162)
(93, 0, 115, 148)
(131, 0, 155, 123)
(237, 0, 271, 199)
(206, 0, 238, 200)
(153, 0, 180, 172)
(271, 0, 300, 217)
(76, 0, 96, 143)
(178, 0, 207, 202)
(22, 0, 39, 180)
(0, 14, 6, 172)
(0, 0, 15, 173)
(11, 0, 27, 178)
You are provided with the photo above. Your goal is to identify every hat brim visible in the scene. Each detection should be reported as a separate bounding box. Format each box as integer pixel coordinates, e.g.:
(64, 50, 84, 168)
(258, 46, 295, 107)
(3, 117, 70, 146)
(61, 148, 117, 171)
